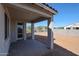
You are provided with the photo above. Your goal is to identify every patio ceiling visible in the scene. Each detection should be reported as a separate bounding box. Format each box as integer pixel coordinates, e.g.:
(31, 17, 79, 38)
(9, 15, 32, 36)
(3, 3, 52, 23)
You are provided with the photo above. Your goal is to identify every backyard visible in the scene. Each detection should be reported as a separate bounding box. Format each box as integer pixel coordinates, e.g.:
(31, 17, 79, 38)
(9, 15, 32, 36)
(35, 29, 79, 56)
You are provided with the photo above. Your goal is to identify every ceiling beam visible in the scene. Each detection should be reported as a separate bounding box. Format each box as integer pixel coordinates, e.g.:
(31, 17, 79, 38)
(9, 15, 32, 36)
(9, 3, 52, 17)
(30, 17, 49, 23)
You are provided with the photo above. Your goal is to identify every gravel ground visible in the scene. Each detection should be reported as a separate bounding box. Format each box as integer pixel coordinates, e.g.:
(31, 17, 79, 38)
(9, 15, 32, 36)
(35, 30, 79, 56)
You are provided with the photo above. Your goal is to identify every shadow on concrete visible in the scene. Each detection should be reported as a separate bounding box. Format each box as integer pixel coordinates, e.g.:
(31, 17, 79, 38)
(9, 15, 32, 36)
(35, 35, 78, 56)
(44, 43, 77, 56)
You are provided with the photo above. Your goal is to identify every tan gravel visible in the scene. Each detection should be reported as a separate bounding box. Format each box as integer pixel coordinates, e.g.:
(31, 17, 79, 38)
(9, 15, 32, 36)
(35, 30, 79, 55)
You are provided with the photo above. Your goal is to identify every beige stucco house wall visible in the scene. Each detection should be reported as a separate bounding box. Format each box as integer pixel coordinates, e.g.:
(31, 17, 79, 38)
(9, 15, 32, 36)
(0, 4, 11, 55)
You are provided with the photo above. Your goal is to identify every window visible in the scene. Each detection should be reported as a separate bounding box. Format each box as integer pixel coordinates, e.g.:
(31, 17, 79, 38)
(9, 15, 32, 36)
(73, 27, 79, 30)
(66, 27, 70, 30)
(5, 13, 9, 39)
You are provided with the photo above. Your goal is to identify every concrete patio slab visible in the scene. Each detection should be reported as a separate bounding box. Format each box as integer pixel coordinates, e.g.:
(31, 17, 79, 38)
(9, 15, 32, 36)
(8, 39, 50, 56)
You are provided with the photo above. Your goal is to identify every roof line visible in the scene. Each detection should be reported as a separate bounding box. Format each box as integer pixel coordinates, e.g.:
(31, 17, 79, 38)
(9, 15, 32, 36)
(35, 3, 58, 15)
(42, 3, 58, 13)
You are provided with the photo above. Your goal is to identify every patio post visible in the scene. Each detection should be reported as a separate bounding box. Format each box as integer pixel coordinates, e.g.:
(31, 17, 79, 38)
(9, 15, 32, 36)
(31, 22, 35, 40)
(24, 22, 27, 40)
(47, 17, 54, 49)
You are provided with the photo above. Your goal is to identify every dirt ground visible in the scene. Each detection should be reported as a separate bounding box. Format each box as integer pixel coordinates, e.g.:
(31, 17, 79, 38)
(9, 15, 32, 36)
(35, 30, 79, 56)
(54, 30, 79, 55)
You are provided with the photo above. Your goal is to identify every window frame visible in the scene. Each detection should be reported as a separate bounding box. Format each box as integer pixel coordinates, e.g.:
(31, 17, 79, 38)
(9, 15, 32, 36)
(5, 13, 9, 40)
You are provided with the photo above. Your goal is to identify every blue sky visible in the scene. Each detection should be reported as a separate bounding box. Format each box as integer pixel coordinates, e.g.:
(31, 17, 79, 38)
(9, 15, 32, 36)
(35, 3, 79, 27)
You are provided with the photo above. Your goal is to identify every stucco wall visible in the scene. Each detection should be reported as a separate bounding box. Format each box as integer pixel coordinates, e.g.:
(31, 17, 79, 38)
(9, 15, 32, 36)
(10, 18, 17, 42)
(0, 4, 11, 56)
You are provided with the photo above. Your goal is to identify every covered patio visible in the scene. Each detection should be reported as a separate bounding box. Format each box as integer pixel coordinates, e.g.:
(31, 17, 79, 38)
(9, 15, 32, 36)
(8, 39, 50, 56)
(2, 3, 57, 55)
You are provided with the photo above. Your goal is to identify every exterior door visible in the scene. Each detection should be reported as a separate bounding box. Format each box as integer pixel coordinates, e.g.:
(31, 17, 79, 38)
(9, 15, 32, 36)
(17, 23, 24, 40)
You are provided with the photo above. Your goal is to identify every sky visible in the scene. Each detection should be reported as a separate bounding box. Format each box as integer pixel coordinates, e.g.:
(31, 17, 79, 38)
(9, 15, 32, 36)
(35, 3, 79, 27)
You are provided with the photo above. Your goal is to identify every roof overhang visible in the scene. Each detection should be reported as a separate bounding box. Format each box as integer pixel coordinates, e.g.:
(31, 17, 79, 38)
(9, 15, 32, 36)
(3, 3, 57, 23)
(35, 3, 57, 15)
(8, 3, 52, 18)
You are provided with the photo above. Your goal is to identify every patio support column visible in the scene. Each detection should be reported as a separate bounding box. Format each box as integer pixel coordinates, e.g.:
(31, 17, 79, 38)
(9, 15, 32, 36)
(47, 17, 54, 49)
(24, 22, 27, 40)
(31, 22, 35, 40)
